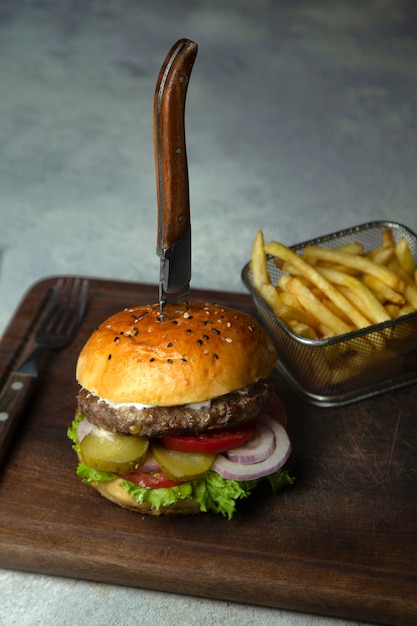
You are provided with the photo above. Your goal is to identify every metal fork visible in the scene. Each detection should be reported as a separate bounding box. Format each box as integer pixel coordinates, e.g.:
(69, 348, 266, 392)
(0, 277, 89, 467)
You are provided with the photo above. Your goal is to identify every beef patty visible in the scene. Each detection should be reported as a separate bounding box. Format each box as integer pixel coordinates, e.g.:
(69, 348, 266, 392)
(77, 377, 275, 438)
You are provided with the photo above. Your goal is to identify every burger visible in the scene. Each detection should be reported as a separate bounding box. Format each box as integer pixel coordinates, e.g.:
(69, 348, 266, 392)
(68, 301, 293, 518)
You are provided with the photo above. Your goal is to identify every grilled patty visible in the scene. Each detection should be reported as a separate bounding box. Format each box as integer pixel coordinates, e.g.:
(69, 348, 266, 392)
(77, 377, 275, 438)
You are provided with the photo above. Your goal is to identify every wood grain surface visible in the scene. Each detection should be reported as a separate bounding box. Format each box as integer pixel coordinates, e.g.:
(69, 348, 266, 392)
(1, 277, 416, 625)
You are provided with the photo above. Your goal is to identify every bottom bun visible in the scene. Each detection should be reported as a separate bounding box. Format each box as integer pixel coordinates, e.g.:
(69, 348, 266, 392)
(92, 478, 202, 516)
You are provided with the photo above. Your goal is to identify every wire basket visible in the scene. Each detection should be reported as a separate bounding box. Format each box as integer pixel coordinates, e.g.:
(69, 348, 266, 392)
(242, 220, 417, 406)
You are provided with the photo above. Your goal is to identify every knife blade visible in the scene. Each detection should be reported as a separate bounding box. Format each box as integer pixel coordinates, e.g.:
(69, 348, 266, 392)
(154, 38, 198, 316)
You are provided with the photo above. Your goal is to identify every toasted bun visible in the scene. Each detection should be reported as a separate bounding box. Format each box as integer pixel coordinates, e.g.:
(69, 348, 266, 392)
(93, 479, 202, 515)
(76, 302, 277, 406)
(76, 451, 201, 515)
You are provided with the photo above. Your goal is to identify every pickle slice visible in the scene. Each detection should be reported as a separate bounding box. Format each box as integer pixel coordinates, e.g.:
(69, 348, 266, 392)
(80, 429, 149, 474)
(152, 443, 216, 481)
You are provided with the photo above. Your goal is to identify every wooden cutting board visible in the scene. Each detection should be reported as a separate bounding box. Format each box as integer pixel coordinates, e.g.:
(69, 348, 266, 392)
(1, 277, 416, 625)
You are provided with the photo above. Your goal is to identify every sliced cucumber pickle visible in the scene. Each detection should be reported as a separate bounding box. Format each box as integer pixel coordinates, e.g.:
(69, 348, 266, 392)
(80, 429, 149, 474)
(152, 444, 216, 481)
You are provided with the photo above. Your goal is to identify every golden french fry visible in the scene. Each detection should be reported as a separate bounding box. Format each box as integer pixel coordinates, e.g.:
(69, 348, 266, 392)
(287, 320, 318, 339)
(395, 237, 416, 275)
(258, 279, 318, 327)
(367, 246, 395, 266)
(317, 323, 333, 338)
(404, 283, 417, 309)
(251, 230, 271, 286)
(362, 274, 405, 305)
(399, 303, 416, 317)
(257, 282, 281, 310)
(382, 228, 396, 248)
(392, 266, 417, 309)
(253, 230, 416, 343)
(385, 304, 401, 318)
(264, 241, 375, 330)
(285, 277, 353, 336)
(315, 261, 361, 275)
(335, 242, 364, 255)
(316, 267, 390, 325)
(321, 298, 353, 325)
(303, 245, 406, 292)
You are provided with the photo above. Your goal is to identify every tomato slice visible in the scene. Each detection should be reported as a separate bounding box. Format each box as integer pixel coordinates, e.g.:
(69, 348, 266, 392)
(161, 420, 257, 454)
(265, 393, 287, 428)
(120, 469, 185, 489)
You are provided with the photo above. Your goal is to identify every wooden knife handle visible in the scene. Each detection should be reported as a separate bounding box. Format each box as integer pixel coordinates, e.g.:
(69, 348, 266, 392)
(0, 371, 37, 467)
(154, 38, 198, 251)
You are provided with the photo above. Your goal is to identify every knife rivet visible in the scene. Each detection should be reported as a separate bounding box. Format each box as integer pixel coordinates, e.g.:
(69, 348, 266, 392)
(178, 214, 184, 223)
(179, 75, 187, 84)
(176, 147, 182, 154)
(0, 412, 9, 421)
(11, 381, 24, 391)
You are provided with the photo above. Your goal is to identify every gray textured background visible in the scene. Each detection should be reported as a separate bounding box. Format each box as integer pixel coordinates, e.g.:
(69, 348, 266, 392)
(1, 1, 416, 624)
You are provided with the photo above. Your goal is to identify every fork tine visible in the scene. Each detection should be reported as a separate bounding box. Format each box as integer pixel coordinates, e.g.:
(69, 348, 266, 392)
(58, 278, 82, 335)
(37, 278, 89, 338)
(76, 278, 89, 328)
(60, 278, 89, 336)
(36, 278, 67, 335)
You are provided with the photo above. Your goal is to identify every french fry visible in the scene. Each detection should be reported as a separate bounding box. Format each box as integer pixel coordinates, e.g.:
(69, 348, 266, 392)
(285, 277, 353, 336)
(395, 237, 416, 275)
(316, 267, 390, 325)
(367, 246, 396, 266)
(287, 320, 318, 339)
(399, 303, 416, 317)
(385, 304, 401, 318)
(335, 242, 364, 255)
(252, 228, 417, 343)
(251, 230, 271, 287)
(382, 228, 396, 248)
(303, 245, 406, 292)
(257, 282, 282, 312)
(404, 283, 417, 309)
(362, 274, 405, 305)
(264, 241, 375, 330)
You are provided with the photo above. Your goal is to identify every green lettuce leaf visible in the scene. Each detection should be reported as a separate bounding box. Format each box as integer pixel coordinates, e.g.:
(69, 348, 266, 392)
(68, 414, 294, 520)
(67, 411, 85, 452)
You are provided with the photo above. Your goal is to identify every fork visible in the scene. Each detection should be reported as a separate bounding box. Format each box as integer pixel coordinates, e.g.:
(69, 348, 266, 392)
(0, 277, 89, 467)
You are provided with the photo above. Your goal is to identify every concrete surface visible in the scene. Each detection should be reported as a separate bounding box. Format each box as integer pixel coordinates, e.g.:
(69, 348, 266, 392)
(1, 1, 416, 624)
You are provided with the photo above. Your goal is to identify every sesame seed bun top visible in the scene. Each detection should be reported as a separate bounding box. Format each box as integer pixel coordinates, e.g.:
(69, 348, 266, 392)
(76, 301, 277, 406)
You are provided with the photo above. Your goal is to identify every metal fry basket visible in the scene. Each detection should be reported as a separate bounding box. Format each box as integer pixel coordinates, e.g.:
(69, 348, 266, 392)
(242, 221, 417, 406)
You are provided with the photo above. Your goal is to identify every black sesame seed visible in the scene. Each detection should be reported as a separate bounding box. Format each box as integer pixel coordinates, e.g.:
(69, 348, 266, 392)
(213, 353, 219, 359)
(171, 320, 179, 325)
(167, 342, 173, 348)
(186, 328, 192, 334)
(212, 328, 220, 335)
(108, 354, 112, 360)
(114, 336, 120, 343)
(167, 358, 173, 364)
(203, 334, 209, 340)
(197, 339, 203, 346)
(133, 327, 139, 336)
(149, 357, 155, 362)
(181, 357, 187, 362)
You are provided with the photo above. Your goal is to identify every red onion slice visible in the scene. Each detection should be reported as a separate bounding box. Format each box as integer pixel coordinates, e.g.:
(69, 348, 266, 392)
(140, 453, 161, 473)
(225, 420, 275, 464)
(77, 418, 95, 443)
(211, 416, 291, 481)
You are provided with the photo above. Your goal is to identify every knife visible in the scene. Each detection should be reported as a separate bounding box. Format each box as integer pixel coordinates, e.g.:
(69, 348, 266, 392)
(154, 38, 198, 316)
